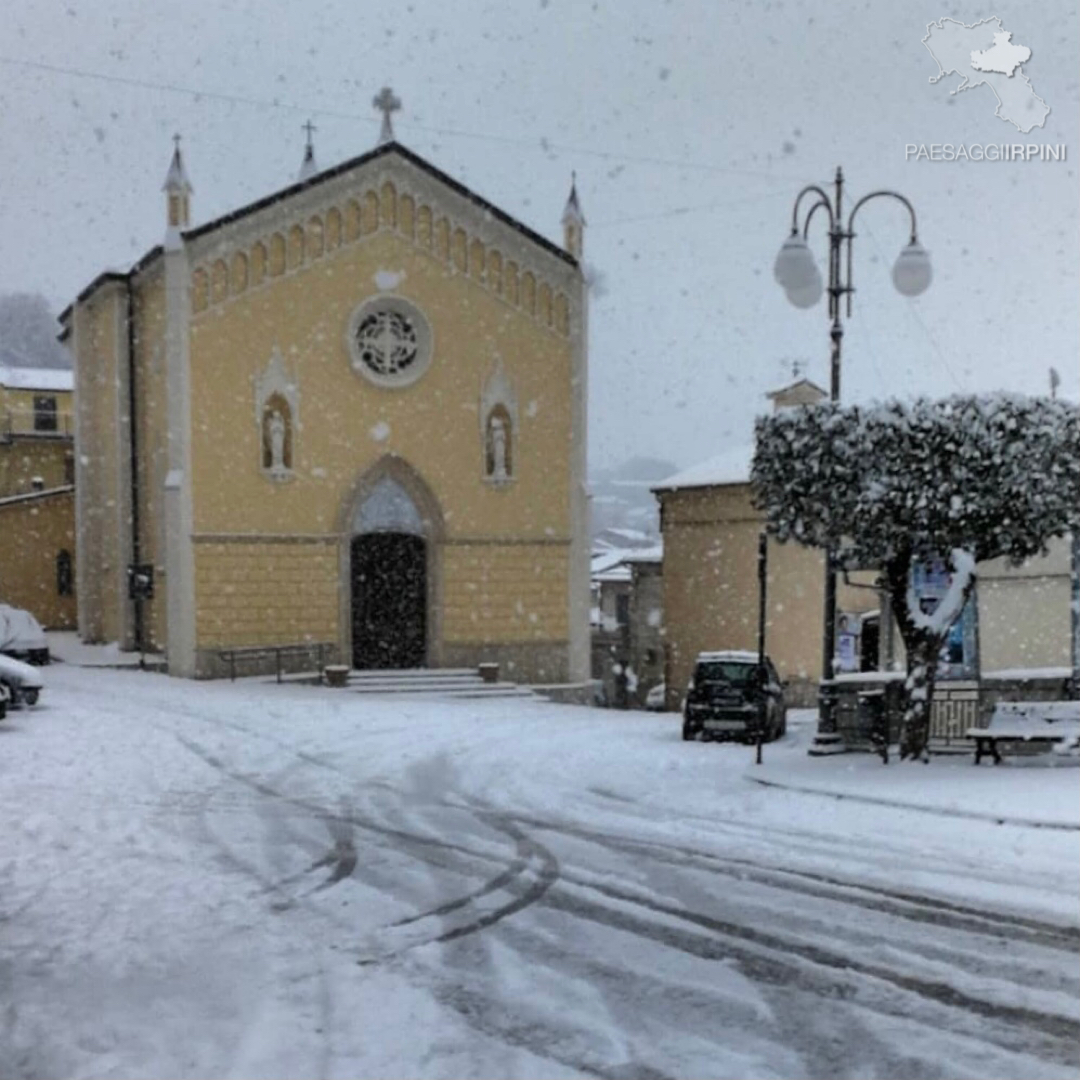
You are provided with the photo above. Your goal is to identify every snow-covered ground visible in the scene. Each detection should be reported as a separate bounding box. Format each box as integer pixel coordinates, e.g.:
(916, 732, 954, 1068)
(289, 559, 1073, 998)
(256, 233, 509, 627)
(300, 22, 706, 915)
(1, 664, 1077, 1079)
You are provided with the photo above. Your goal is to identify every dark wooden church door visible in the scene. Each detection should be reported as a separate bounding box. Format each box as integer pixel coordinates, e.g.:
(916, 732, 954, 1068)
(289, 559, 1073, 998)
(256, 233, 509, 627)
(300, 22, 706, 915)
(351, 533, 427, 669)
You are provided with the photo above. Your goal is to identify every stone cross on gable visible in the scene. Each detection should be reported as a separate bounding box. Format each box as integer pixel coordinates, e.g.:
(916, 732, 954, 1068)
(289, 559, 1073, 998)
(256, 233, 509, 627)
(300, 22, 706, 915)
(373, 87, 401, 145)
(302, 119, 316, 149)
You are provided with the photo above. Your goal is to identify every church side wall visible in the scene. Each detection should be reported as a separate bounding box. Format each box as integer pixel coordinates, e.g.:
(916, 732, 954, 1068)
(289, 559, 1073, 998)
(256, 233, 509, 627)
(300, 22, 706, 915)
(131, 271, 169, 651)
(72, 287, 125, 644)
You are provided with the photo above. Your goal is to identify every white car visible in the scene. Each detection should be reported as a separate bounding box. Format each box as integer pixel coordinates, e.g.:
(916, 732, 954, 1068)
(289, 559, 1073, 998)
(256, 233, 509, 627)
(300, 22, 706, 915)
(0, 652, 44, 708)
(645, 682, 667, 711)
(0, 604, 49, 665)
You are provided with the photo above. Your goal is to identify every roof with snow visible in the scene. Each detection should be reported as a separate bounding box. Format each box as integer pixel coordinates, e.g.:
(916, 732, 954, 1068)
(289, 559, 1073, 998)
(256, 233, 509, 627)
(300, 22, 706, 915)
(765, 377, 827, 401)
(186, 141, 575, 266)
(0, 363, 73, 392)
(653, 442, 754, 492)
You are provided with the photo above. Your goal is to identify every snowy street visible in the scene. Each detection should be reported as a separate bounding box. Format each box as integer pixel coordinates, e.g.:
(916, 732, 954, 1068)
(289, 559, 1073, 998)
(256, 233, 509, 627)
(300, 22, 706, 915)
(2, 666, 1078, 1079)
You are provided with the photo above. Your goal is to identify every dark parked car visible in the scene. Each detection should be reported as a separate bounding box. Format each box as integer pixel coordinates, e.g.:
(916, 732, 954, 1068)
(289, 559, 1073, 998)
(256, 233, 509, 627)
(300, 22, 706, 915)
(682, 650, 786, 743)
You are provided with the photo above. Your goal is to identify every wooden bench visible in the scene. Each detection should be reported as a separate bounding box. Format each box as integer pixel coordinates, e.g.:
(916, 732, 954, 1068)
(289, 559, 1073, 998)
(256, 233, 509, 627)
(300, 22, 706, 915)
(966, 701, 1080, 765)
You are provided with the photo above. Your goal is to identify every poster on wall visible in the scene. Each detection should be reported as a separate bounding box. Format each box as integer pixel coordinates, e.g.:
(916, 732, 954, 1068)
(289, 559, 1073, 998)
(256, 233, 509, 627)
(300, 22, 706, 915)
(911, 558, 978, 680)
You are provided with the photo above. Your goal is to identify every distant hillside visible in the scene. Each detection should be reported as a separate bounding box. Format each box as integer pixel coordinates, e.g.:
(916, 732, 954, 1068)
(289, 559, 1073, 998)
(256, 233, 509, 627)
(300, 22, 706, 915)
(590, 456, 676, 543)
(0, 293, 71, 370)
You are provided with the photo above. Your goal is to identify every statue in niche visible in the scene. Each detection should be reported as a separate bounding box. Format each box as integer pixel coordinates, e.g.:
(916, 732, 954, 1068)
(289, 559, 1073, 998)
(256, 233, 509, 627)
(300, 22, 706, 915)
(262, 397, 292, 476)
(485, 407, 512, 481)
(269, 410, 286, 471)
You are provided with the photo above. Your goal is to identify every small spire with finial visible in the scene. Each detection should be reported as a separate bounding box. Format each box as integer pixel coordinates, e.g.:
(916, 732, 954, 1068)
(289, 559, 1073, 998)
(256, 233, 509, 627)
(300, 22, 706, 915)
(561, 171, 585, 260)
(298, 119, 318, 182)
(162, 133, 193, 250)
(373, 87, 401, 146)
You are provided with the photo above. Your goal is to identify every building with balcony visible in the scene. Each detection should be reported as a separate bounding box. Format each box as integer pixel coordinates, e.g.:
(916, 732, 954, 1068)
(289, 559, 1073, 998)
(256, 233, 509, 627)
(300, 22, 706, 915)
(0, 362, 76, 629)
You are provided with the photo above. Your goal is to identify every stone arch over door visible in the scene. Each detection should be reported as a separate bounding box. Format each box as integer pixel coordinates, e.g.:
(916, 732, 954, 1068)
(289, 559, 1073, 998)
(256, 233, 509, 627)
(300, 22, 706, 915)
(338, 456, 445, 669)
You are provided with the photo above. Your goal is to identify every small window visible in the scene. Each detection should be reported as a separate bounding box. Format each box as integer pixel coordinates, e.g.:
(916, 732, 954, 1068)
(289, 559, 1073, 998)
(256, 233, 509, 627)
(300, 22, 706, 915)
(34, 395, 58, 432)
(64, 451, 75, 485)
(57, 549, 73, 596)
(615, 593, 630, 627)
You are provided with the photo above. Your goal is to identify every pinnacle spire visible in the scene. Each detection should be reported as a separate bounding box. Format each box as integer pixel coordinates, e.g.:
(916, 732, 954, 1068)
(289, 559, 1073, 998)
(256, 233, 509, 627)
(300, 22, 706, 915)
(163, 134, 192, 250)
(162, 133, 193, 194)
(297, 119, 318, 182)
(561, 172, 585, 259)
(561, 170, 584, 227)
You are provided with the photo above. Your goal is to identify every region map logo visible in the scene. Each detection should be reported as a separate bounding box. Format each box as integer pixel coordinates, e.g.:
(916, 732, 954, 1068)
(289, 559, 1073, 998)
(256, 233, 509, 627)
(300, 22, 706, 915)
(922, 16, 1049, 133)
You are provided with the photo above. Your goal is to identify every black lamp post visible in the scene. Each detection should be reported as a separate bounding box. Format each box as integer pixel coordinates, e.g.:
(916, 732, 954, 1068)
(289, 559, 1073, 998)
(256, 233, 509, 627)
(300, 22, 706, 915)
(774, 167, 931, 736)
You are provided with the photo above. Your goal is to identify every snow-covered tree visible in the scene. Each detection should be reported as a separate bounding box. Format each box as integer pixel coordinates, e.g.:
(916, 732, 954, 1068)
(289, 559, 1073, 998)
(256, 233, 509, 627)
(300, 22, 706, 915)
(751, 394, 1080, 761)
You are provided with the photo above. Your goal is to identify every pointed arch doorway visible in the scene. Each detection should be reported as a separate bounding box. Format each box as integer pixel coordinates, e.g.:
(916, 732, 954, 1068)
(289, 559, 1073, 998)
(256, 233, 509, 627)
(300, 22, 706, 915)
(345, 462, 443, 670)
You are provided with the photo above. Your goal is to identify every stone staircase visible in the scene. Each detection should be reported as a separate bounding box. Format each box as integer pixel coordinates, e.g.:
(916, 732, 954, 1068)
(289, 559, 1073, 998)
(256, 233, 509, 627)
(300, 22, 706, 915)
(344, 668, 535, 700)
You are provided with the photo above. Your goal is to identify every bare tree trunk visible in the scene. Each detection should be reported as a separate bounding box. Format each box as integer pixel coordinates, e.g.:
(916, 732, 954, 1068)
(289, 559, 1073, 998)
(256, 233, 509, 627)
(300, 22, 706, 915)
(899, 636, 940, 762)
(886, 547, 977, 764)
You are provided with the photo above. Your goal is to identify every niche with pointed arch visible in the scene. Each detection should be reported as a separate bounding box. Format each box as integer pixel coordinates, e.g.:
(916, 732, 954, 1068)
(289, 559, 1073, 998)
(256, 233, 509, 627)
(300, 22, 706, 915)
(480, 360, 517, 486)
(255, 347, 299, 482)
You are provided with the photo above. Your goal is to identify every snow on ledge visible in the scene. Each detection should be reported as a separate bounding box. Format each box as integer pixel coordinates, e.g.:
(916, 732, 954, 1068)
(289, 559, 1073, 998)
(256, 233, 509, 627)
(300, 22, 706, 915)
(982, 667, 1073, 681)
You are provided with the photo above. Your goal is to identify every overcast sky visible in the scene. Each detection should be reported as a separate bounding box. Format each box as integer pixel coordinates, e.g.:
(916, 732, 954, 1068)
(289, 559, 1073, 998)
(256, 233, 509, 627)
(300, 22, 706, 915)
(1, 0, 1076, 469)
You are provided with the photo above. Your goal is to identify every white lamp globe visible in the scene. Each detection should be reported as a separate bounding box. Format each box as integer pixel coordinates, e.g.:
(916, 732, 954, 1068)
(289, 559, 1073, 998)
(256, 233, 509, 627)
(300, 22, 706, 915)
(773, 234, 819, 292)
(892, 241, 932, 297)
(785, 267, 824, 309)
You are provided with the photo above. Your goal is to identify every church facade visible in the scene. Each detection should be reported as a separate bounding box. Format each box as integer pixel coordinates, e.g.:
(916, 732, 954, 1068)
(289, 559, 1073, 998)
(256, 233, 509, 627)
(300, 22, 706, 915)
(62, 116, 589, 682)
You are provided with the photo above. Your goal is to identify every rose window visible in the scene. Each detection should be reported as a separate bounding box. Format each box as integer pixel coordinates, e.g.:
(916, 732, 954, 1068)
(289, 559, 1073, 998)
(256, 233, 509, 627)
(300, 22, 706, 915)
(354, 311, 419, 377)
(347, 297, 432, 388)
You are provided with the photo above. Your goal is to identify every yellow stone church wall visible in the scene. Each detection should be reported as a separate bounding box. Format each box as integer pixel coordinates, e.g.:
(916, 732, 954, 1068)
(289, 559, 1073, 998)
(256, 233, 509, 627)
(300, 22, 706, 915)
(442, 542, 569, 643)
(192, 539, 338, 649)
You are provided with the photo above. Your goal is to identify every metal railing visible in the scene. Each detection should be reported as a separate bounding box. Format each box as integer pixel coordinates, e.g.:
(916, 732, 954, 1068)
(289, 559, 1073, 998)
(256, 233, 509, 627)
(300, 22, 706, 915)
(217, 642, 337, 683)
(1, 409, 75, 440)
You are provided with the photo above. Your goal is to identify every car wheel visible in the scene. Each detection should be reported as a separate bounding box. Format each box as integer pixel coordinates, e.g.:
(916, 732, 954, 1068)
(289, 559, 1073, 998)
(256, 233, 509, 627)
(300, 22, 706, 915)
(23, 688, 39, 706)
(0, 680, 12, 709)
(682, 723, 696, 741)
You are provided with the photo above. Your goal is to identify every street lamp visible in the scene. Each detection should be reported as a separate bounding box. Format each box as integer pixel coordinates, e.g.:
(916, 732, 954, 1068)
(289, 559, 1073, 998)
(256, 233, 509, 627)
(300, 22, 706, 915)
(775, 166, 931, 739)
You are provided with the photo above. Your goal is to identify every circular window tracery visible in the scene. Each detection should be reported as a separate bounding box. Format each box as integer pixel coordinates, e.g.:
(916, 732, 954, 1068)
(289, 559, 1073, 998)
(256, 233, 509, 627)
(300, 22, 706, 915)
(347, 297, 432, 388)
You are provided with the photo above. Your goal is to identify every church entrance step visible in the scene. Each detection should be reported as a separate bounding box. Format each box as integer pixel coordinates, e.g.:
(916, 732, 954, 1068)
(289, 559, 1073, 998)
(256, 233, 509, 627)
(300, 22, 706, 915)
(344, 668, 535, 700)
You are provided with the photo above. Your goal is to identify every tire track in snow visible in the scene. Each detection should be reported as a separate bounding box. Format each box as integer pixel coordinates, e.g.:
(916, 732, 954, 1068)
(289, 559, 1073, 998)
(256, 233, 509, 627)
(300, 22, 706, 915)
(508, 811, 1080, 952)
(173, 733, 561, 957)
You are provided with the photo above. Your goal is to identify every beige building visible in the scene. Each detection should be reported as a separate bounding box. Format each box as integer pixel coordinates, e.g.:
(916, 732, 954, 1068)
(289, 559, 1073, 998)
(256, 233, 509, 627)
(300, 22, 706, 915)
(655, 381, 884, 709)
(61, 105, 590, 682)
(0, 364, 77, 629)
(0, 364, 75, 496)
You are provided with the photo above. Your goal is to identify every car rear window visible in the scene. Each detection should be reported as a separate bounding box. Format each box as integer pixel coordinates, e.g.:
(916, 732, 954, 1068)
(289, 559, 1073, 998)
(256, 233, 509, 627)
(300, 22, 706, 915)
(694, 661, 755, 686)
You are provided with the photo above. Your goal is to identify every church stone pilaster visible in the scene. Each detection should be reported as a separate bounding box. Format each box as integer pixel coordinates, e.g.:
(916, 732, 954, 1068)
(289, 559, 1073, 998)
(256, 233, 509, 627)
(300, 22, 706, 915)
(567, 269, 590, 684)
(162, 243, 197, 676)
